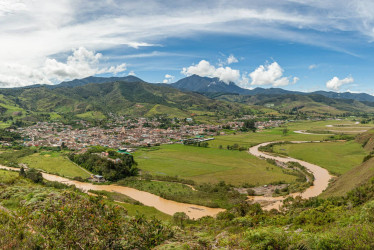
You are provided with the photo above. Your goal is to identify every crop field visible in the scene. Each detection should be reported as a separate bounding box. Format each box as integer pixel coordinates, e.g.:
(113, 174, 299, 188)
(273, 141, 367, 175)
(20, 152, 91, 179)
(134, 144, 297, 186)
(209, 120, 374, 149)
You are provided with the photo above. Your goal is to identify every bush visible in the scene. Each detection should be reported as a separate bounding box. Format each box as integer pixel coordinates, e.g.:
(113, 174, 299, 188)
(21, 168, 43, 183)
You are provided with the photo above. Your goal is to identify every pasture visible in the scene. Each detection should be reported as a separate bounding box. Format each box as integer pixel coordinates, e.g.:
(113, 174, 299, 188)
(134, 144, 297, 186)
(272, 141, 367, 175)
(20, 152, 91, 179)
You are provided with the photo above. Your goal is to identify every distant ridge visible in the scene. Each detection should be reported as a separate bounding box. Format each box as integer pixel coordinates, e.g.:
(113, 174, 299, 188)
(12, 74, 374, 103)
(170, 75, 374, 103)
(56, 75, 145, 88)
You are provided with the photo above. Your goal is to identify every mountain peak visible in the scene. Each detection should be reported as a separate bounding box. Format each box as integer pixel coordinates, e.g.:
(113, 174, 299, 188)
(171, 75, 250, 94)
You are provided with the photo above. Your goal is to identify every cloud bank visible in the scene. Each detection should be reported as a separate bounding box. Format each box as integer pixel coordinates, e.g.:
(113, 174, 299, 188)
(0, 47, 127, 87)
(326, 76, 354, 91)
(248, 62, 299, 87)
(0, 0, 372, 87)
(181, 60, 240, 84)
(182, 60, 298, 88)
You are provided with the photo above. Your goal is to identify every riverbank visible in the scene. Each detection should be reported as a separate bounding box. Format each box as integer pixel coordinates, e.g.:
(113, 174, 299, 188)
(0, 165, 224, 219)
(248, 141, 334, 210)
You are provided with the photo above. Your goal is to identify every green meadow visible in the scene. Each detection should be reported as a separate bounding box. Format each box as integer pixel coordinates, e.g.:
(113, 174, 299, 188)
(272, 141, 367, 175)
(134, 144, 297, 186)
(20, 152, 91, 179)
(209, 120, 373, 149)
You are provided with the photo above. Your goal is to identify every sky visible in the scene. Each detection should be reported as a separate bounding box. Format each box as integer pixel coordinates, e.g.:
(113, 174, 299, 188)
(2, 0, 374, 93)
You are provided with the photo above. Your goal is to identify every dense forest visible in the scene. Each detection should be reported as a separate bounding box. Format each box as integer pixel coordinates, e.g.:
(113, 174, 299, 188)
(68, 149, 138, 181)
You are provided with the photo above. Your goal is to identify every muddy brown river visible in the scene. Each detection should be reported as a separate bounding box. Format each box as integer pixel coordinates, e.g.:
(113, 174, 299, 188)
(0, 166, 224, 219)
(248, 141, 333, 210)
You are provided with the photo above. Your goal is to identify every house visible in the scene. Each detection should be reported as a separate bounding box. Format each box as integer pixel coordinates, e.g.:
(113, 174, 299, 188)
(91, 175, 105, 183)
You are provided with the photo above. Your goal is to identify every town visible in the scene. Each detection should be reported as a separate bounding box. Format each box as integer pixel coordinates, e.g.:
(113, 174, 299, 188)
(11, 117, 285, 151)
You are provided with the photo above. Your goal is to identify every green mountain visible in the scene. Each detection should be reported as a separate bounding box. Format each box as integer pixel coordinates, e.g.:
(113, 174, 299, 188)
(0, 80, 257, 124)
(0, 78, 373, 127)
(214, 93, 374, 116)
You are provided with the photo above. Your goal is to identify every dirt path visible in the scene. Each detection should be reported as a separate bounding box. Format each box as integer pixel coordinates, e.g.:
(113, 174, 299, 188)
(0, 166, 224, 219)
(248, 141, 333, 210)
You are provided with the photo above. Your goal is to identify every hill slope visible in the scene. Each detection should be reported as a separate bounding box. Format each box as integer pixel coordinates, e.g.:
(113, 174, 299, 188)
(321, 129, 374, 197)
(214, 93, 374, 116)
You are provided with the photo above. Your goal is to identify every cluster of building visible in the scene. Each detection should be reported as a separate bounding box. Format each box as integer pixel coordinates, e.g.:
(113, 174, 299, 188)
(13, 121, 220, 151)
(10, 117, 285, 151)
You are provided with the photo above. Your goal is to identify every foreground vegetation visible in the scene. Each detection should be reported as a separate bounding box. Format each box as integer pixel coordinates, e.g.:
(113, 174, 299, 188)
(0, 170, 173, 249)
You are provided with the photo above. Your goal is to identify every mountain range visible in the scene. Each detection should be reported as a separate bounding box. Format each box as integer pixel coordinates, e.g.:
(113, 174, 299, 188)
(0, 75, 372, 125)
(53, 74, 374, 103)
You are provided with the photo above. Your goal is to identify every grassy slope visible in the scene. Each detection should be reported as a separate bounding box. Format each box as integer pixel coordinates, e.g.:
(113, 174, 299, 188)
(322, 129, 374, 197)
(321, 157, 374, 198)
(272, 141, 367, 175)
(119, 203, 172, 221)
(135, 144, 297, 186)
(20, 152, 91, 179)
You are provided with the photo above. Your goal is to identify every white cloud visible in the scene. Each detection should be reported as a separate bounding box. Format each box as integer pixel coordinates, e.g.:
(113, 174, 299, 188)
(128, 71, 136, 76)
(248, 62, 298, 87)
(100, 63, 127, 75)
(163, 74, 174, 83)
(181, 60, 297, 88)
(326, 76, 354, 91)
(308, 64, 317, 70)
(227, 54, 238, 64)
(0, 1, 373, 87)
(181, 60, 240, 84)
(0, 47, 128, 87)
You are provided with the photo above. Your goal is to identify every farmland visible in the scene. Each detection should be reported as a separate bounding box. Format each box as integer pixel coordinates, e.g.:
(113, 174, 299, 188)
(134, 144, 297, 186)
(20, 151, 91, 179)
(272, 141, 367, 175)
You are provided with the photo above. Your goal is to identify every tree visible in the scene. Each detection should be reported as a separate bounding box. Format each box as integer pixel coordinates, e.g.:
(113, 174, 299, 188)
(24, 168, 43, 183)
(282, 127, 289, 136)
(19, 166, 25, 177)
(243, 119, 256, 132)
(173, 212, 189, 228)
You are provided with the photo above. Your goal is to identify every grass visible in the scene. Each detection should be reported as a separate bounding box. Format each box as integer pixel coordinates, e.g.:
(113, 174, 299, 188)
(76, 111, 106, 120)
(322, 157, 374, 197)
(20, 152, 91, 179)
(134, 144, 297, 186)
(88, 189, 172, 220)
(272, 141, 367, 175)
(0, 169, 20, 185)
(119, 203, 172, 221)
(209, 120, 374, 150)
(117, 178, 246, 209)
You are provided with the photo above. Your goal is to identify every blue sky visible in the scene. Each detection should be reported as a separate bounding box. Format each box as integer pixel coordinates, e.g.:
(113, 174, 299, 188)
(1, 0, 374, 94)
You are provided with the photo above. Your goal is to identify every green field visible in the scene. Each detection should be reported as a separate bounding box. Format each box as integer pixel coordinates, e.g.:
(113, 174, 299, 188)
(119, 203, 172, 221)
(76, 111, 106, 120)
(20, 152, 91, 179)
(209, 120, 373, 150)
(272, 141, 367, 175)
(134, 144, 297, 186)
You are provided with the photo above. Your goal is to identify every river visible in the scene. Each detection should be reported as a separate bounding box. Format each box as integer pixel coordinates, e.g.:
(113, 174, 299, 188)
(248, 141, 333, 210)
(0, 166, 224, 219)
